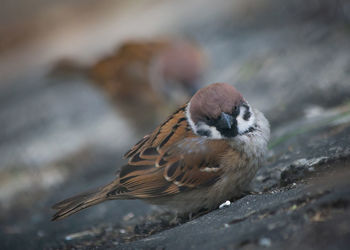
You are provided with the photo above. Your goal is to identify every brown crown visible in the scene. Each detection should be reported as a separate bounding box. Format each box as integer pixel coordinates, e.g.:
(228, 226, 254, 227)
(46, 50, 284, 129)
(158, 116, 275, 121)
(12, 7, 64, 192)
(189, 83, 244, 123)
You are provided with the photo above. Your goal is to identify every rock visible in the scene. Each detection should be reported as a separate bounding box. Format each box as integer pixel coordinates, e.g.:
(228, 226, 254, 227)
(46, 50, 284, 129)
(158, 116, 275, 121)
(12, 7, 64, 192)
(1, 1, 350, 250)
(280, 157, 328, 186)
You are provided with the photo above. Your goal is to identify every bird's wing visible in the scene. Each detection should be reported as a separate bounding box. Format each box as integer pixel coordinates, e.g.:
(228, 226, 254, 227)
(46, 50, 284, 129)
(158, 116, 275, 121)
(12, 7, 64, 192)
(116, 137, 230, 199)
(111, 106, 231, 199)
(123, 104, 192, 160)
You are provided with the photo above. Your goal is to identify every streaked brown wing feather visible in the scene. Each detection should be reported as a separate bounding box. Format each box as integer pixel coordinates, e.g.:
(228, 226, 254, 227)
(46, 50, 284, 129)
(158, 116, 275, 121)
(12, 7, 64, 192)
(116, 105, 231, 199)
(123, 104, 191, 160)
(124, 135, 150, 158)
(159, 138, 230, 188)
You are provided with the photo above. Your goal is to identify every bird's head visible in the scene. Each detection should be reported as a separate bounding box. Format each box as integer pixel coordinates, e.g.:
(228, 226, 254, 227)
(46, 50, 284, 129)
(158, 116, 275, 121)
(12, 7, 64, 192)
(186, 83, 256, 139)
(150, 40, 206, 106)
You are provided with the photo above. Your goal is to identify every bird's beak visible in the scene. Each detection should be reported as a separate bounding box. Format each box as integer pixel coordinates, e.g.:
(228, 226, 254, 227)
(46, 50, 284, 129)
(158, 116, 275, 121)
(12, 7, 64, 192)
(218, 112, 234, 130)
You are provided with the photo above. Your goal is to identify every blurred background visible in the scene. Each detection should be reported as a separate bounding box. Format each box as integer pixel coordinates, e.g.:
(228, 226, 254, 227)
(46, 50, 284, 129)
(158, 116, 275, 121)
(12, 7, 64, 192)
(1, 0, 350, 249)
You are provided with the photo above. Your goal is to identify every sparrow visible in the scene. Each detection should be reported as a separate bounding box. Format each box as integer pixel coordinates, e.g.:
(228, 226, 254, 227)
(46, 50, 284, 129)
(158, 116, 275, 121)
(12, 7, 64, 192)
(51, 82, 270, 221)
(51, 39, 206, 133)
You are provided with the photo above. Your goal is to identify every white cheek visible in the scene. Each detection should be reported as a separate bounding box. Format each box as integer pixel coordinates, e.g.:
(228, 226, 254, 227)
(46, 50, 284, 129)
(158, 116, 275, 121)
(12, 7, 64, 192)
(186, 102, 196, 130)
(186, 102, 222, 139)
(236, 106, 255, 134)
(196, 123, 222, 139)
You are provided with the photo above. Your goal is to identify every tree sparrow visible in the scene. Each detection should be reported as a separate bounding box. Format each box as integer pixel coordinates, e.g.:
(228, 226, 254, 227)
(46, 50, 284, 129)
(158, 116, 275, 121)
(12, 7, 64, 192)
(50, 39, 205, 133)
(90, 39, 206, 132)
(52, 83, 270, 221)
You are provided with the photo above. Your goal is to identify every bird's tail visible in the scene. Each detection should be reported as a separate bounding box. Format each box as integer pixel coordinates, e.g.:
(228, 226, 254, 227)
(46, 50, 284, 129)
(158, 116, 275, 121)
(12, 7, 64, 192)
(51, 181, 118, 221)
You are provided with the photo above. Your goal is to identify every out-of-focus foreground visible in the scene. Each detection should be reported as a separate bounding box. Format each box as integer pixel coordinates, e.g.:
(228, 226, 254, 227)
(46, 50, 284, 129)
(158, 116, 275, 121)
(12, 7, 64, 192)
(1, 0, 350, 249)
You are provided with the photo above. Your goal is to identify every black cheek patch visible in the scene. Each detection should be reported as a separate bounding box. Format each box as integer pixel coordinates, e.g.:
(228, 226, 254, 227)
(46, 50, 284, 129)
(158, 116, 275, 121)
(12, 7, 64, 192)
(197, 129, 211, 137)
(243, 110, 251, 121)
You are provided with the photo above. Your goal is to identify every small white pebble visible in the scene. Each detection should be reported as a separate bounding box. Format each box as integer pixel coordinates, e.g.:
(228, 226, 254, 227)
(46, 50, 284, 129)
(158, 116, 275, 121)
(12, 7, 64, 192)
(256, 175, 264, 181)
(119, 229, 126, 234)
(219, 200, 231, 209)
(224, 223, 230, 228)
(259, 237, 272, 247)
(65, 230, 93, 241)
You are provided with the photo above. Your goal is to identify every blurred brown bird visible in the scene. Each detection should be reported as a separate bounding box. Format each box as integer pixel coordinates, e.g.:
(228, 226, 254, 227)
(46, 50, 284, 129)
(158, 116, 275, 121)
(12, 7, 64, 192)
(52, 39, 206, 133)
(52, 83, 270, 221)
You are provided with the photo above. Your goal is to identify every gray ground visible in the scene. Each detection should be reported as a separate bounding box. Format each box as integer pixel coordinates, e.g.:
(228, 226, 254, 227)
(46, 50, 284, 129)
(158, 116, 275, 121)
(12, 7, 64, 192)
(1, 1, 350, 249)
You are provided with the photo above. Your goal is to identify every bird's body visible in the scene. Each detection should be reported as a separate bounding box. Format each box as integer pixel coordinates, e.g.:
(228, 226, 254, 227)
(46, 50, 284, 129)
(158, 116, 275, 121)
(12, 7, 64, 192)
(50, 39, 205, 134)
(89, 40, 205, 132)
(52, 83, 270, 221)
(144, 109, 269, 213)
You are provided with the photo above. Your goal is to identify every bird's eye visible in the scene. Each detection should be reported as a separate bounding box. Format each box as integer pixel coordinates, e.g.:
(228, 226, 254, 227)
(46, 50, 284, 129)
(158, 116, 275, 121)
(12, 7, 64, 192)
(233, 106, 239, 113)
